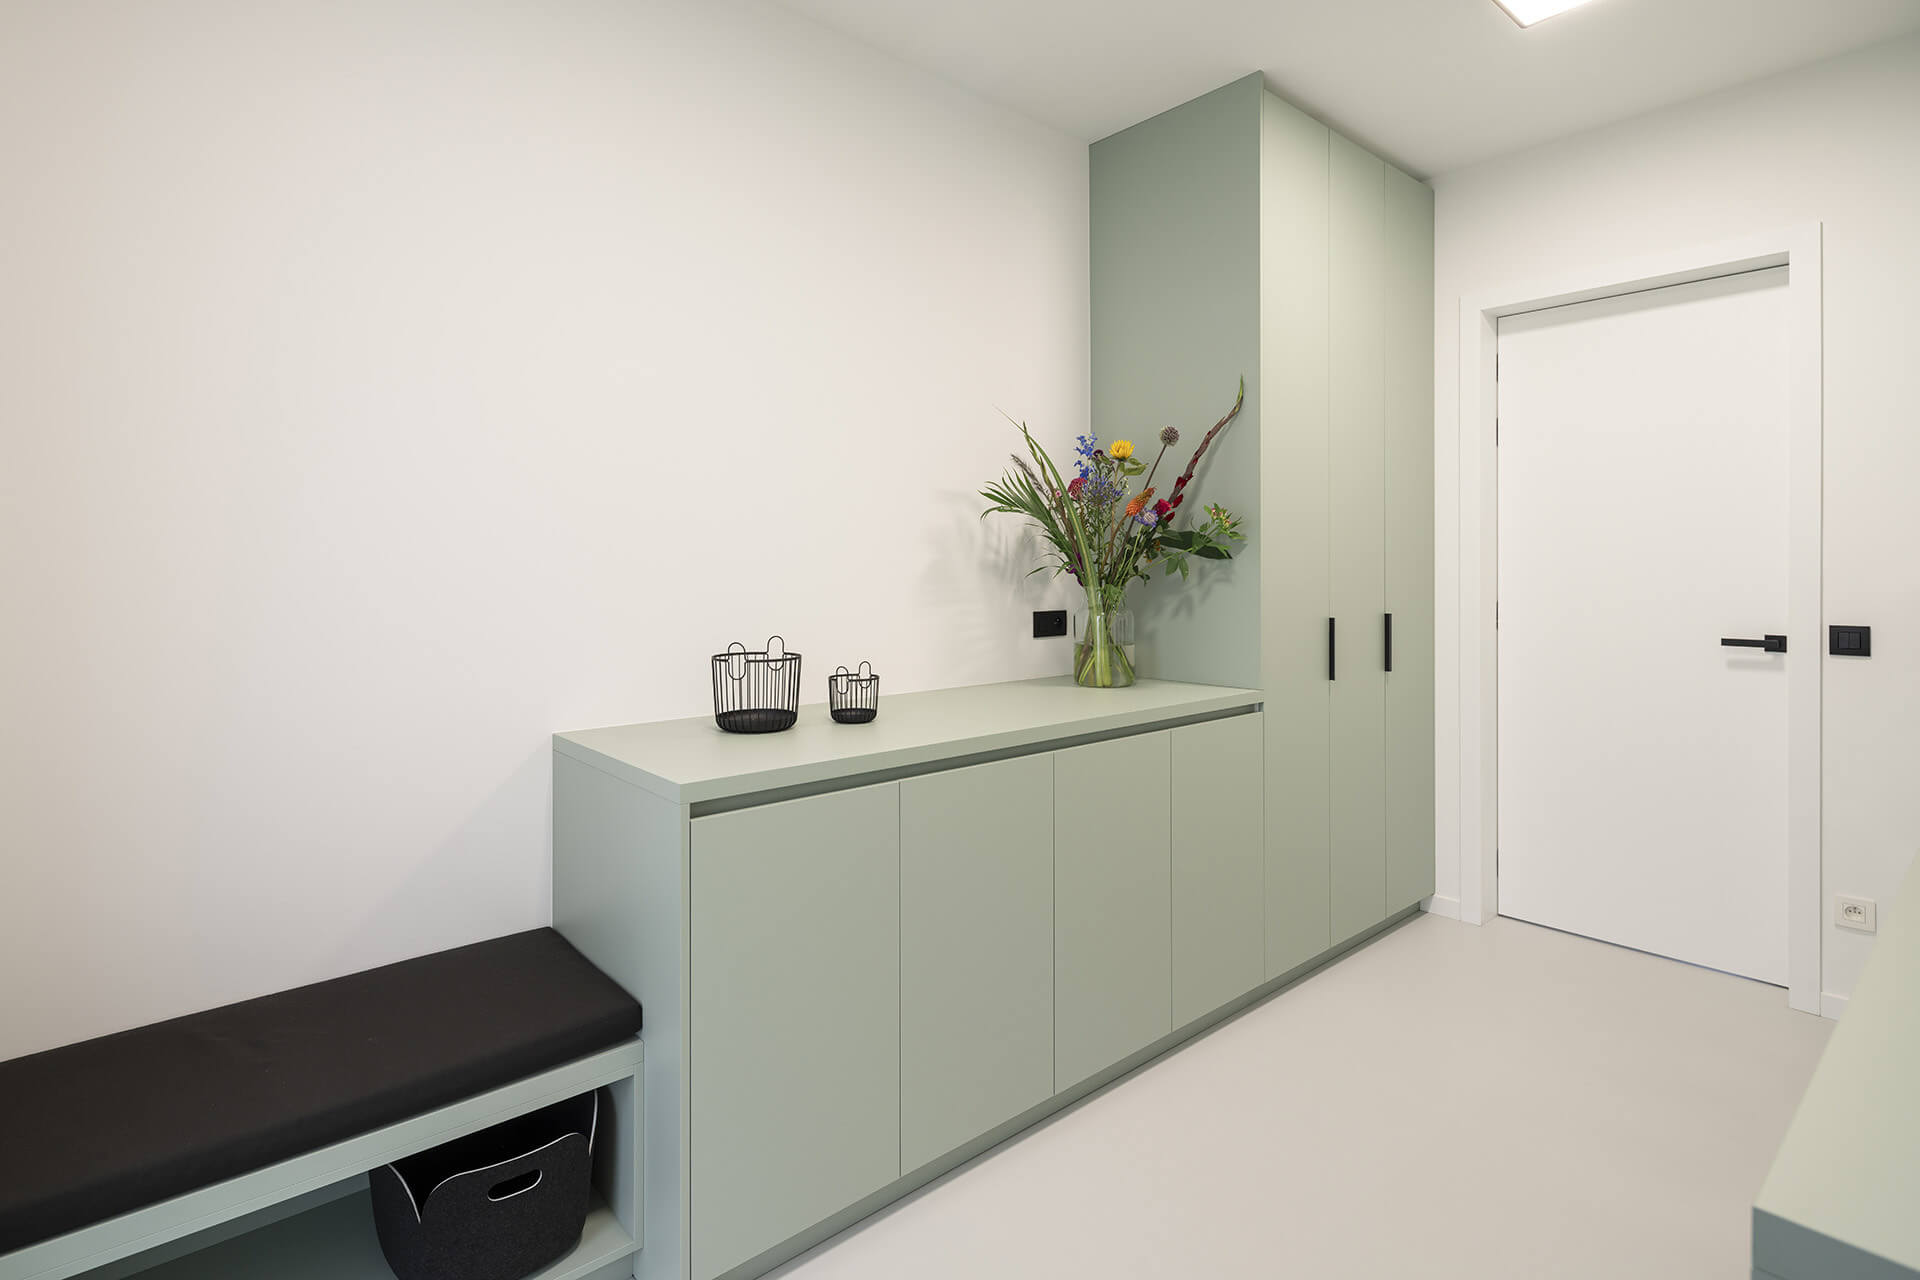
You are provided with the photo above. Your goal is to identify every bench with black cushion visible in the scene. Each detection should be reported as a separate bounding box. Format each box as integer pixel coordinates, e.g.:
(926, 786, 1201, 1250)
(0, 928, 642, 1259)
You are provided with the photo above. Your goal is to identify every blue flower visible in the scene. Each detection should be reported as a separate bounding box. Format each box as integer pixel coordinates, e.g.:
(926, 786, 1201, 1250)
(1078, 472, 1122, 505)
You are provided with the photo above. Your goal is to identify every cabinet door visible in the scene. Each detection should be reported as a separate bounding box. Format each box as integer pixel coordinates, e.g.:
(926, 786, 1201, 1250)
(1260, 92, 1335, 977)
(1172, 714, 1266, 1024)
(1383, 164, 1437, 912)
(1328, 131, 1389, 944)
(690, 784, 900, 1280)
(900, 756, 1054, 1172)
(1054, 731, 1173, 1090)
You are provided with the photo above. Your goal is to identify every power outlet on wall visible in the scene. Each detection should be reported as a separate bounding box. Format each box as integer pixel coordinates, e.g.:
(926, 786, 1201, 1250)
(1033, 610, 1068, 638)
(1835, 895, 1877, 933)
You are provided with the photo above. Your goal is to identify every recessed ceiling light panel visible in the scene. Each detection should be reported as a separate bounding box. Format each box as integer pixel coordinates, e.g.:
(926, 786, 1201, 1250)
(1494, 0, 1602, 27)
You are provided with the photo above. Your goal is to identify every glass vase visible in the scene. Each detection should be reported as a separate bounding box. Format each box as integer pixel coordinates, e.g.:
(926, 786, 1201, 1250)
(1072, 606, 1136, 688)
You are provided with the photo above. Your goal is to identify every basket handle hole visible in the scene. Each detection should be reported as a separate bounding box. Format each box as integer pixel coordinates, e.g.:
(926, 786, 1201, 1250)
(488, 1169, 543, 1201)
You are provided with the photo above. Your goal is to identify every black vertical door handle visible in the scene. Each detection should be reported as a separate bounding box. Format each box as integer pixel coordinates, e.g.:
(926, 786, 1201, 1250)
(1384, 612, 1393, 673)
(1328, 617, 1337, 681)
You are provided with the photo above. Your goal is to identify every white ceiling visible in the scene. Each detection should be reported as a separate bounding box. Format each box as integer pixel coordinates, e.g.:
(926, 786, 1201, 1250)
(774, 0, 1920, 177)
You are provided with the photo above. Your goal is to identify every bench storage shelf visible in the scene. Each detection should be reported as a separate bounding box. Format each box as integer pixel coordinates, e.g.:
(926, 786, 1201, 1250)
(0, 927, 645, 1280)
(109, 1182, 630, 1280)
(0, 1038, 642, 1280)
(554, 676, 1421, 1280)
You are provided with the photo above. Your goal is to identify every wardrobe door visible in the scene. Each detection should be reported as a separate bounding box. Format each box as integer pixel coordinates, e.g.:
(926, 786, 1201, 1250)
(1327, 131, 1389, 944)
(1383, 164, 1437, 912)
(1259, 92, 1334, 977)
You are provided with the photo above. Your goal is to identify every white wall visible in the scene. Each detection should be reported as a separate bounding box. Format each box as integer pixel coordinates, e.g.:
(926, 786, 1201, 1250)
(1431, 34, 1920, 1004)
(0, 0, 1088, 1058)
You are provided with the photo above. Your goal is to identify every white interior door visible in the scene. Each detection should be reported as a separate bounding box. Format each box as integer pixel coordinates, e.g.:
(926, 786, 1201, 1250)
(1497, 268, 1791, 985)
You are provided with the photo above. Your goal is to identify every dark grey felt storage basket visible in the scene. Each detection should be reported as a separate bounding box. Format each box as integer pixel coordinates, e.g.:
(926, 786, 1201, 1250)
(369, 1090, 598, 1280)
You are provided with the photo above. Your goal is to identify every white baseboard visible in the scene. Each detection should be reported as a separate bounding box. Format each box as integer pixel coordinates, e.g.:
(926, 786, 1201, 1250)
(1423, 894, 1463, 921)
(1819, 992, 1849, 1020)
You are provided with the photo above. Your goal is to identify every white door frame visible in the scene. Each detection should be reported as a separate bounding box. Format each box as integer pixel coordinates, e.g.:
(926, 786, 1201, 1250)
(1453, 225, 1824, 1015)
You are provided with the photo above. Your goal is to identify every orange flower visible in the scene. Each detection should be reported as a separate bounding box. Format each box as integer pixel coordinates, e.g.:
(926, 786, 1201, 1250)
(1124, 487, 1156, 518)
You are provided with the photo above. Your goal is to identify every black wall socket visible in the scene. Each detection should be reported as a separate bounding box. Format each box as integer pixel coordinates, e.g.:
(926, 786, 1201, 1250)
(1033, 609, 1068, 638)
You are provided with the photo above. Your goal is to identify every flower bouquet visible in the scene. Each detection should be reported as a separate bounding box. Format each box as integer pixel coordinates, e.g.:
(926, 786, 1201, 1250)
(982, 380, 1247, 687)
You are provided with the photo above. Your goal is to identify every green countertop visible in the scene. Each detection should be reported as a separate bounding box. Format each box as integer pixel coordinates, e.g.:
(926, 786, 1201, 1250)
(554, 676, 1262, 805)
(1755, 854, 1920, 1280)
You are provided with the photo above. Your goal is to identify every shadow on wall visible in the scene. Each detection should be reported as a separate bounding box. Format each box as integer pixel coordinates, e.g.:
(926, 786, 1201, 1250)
(1129, 435, 1246, 680)
(917, 488, 1078, 689)
(325, 746, 554, 977)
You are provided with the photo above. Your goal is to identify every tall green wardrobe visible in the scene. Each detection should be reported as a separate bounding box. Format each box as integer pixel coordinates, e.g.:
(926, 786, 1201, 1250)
(1091, 73, 1435, 968)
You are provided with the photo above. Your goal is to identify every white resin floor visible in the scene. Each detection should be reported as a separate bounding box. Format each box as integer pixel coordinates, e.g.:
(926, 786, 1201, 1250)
(769, 912, 1832, 1280)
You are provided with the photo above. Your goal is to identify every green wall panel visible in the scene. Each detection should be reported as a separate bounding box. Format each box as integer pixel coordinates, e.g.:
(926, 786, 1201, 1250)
(1090, 74, 1263, 689)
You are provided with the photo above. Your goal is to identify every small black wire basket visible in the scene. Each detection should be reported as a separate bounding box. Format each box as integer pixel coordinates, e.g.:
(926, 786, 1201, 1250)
(711, 637, 802, 734)
(828, 662, 880, 725)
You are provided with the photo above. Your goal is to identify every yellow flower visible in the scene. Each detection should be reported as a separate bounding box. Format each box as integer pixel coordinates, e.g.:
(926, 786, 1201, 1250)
(1109, 440, 1134, 460)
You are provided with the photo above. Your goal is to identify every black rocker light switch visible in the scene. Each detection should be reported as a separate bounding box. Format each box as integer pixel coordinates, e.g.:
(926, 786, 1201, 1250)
(1829, 625, 1872, 657)
(1033, 609, 1068, 639)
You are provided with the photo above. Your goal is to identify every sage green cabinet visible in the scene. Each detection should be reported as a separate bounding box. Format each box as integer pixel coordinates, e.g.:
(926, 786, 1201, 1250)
(1172, 714, 1267, 1025)
(557, 686, 1274, 1280)
(1383, 165, 1437, 913)
(1328, 132, 1390, 945)
(689, 783, 901, 1280)
(900, 756, 1055, 1172)
(1091, 75, 1434, 965)
(1054, 730, 1173, 1090)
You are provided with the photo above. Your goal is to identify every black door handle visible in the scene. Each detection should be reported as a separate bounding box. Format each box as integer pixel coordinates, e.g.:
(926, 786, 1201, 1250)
(1328, 617, 1336, 682)
(1722, 635, 1787, 653)
(1384, 612, 1393, 673)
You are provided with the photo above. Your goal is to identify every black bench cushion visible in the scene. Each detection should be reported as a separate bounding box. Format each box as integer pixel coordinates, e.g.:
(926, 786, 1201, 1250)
(0, 928, 641, 1255)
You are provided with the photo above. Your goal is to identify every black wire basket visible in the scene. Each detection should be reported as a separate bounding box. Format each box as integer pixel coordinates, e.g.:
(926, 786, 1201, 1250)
(711, 637, 803, 734)
(828, 662, 880, 725)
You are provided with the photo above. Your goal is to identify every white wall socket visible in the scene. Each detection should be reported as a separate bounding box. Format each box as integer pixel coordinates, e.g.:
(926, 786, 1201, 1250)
(1835, 895, 1877, 933)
